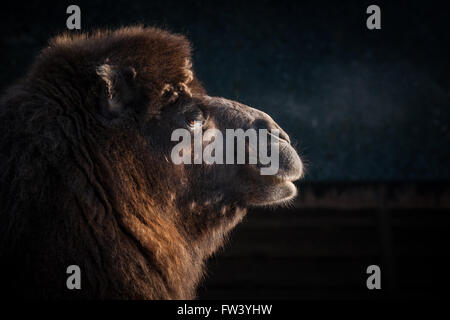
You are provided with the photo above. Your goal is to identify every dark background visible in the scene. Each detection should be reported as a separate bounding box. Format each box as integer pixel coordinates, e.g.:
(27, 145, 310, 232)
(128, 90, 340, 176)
(1, 0, 449, 299)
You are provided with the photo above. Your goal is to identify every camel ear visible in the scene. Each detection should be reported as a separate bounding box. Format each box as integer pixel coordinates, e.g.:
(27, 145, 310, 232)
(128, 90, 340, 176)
(96, 64, 137, 118)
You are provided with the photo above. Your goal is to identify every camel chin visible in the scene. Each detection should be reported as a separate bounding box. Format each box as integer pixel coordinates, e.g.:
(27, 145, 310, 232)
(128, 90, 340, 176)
(249, 181, 298, 207)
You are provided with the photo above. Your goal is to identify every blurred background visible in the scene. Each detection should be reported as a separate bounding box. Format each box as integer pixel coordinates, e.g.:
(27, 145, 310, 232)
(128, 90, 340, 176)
(1, 0, 449, 299)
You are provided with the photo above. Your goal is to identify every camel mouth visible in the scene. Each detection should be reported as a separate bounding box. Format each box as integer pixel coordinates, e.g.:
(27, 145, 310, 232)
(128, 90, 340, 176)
(247, 180, 298, 207)
(265, 180, 298, 205)
(245, 143, 303, 206)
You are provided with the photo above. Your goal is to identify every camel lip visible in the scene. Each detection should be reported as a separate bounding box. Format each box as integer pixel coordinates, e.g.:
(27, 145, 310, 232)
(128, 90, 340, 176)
(248, 181, 298, 207)
(254, 166, 303, 184)
(277, 181, 298, 198)
(272, 171, 303, 183)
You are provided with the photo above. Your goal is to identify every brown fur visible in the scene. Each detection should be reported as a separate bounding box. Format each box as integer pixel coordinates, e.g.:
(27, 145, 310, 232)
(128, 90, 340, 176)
(0, 26, 302, 299)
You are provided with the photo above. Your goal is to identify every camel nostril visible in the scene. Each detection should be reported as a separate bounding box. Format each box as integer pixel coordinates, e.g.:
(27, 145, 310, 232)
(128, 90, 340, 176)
(253, 118, 291, 144)
(278, 130, 291, 144)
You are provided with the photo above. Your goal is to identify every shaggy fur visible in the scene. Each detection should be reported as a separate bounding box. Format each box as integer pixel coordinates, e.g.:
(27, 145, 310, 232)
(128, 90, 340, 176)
(0, 26, 302, 299)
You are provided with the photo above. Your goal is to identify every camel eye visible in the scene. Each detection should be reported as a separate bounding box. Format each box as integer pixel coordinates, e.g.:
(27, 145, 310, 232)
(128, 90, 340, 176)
(187, 119, 203, 130)
(185, 110, 205, 130)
